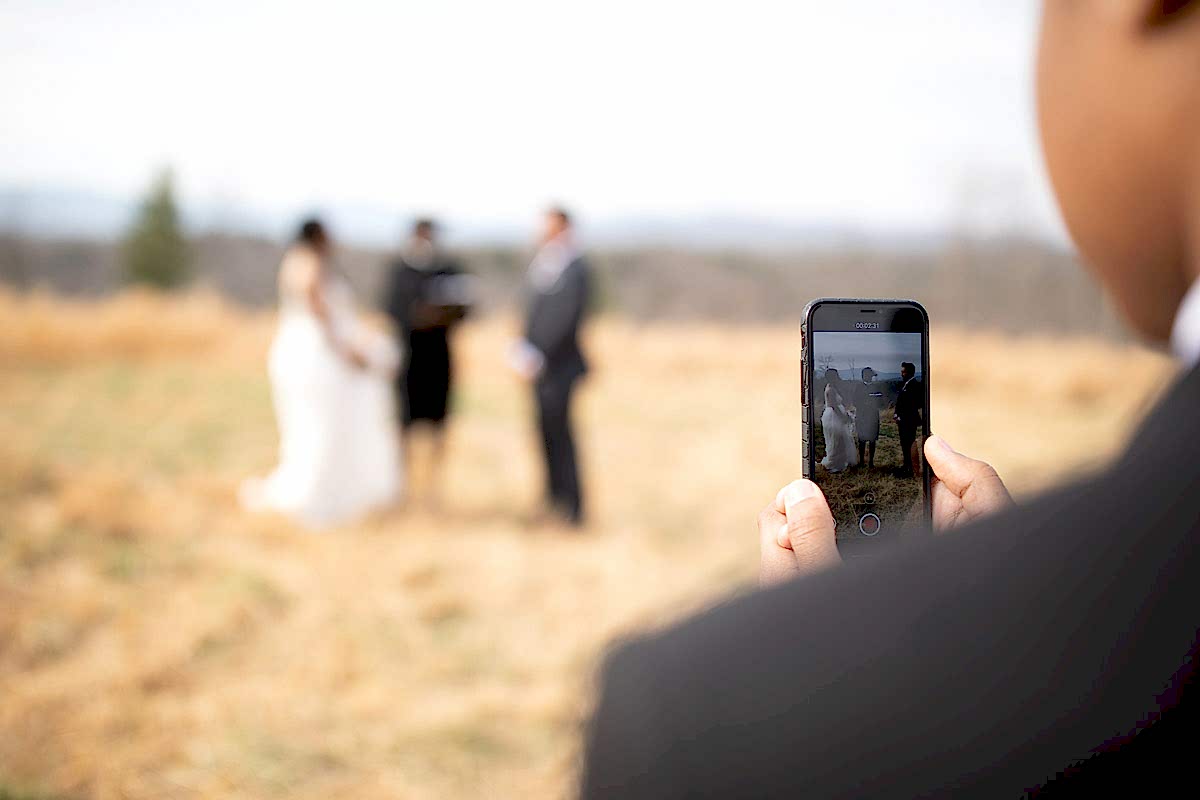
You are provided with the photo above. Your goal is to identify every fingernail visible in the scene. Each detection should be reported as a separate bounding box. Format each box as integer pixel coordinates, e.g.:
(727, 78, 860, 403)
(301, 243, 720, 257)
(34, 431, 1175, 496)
(784, 480, 817, 508)
(936, 435, 955, 454)
(777, 523, 790, 547)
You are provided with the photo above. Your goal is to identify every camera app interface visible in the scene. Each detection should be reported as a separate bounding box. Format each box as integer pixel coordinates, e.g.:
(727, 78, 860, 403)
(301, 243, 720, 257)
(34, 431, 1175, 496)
(811, 330, 925, 543)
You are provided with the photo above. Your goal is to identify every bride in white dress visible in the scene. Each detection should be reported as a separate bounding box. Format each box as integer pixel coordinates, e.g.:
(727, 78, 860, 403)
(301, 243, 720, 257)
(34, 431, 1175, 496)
(241, 220, 403, 527)
(820, 368, 859, 473)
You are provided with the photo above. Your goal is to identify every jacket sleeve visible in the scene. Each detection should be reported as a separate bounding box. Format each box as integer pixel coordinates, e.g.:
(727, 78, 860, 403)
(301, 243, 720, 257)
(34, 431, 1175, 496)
(526, 261, 589, 361)
(382, 266, 413, 335)
(446, 262, 472, 324)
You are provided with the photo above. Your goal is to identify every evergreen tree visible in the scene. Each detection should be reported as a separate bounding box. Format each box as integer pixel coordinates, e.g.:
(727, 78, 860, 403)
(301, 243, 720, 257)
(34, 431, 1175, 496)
(122, 170, 190, 288)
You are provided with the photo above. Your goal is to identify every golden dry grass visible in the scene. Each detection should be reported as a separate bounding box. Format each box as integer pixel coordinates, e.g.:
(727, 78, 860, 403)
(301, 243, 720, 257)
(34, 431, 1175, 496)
(0, 288, 1177, 799)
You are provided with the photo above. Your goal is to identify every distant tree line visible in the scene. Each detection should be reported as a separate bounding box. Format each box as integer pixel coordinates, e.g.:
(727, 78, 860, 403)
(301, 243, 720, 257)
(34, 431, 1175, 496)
(0, 179, 1126, 338)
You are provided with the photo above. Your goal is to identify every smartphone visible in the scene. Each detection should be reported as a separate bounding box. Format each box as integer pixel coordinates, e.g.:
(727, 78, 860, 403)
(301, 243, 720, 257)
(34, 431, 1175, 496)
(801, 299, 931, 555)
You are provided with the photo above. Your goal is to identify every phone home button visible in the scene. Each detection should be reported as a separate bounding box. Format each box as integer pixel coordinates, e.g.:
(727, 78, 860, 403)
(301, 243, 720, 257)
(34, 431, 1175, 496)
(858, 513, 881, 536)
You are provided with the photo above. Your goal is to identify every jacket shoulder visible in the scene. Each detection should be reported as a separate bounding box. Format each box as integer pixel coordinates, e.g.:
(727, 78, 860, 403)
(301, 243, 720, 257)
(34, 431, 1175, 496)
(588, 455, 1200, 796)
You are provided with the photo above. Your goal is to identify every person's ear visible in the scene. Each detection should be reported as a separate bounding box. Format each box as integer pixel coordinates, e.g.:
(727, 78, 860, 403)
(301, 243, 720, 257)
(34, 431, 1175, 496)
(1144, 0, 1200, 29)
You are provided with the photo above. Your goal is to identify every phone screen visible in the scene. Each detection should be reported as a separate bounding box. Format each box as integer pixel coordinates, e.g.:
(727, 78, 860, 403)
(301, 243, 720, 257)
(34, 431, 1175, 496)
(808, 303, 929, 550)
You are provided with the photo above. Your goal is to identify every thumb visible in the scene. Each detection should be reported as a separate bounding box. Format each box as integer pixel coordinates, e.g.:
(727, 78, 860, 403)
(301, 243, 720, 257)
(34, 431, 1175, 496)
(923, 435, 1011, 509)
(774, 480, 841, 574)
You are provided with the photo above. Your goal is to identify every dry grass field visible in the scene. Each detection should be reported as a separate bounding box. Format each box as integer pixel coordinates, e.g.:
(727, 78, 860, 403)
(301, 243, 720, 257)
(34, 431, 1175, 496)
(0, 288, 1177, 799)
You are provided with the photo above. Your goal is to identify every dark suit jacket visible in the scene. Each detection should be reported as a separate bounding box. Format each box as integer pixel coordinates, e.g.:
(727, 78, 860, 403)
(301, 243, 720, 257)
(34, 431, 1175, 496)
(583, 363, 1200, 798)
(895, 376, 924, 434)
(525, 256, 590, 384)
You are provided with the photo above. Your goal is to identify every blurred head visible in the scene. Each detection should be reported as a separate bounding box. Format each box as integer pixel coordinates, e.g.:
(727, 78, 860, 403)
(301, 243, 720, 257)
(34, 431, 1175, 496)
(296, 218, 330, 256)
(862, 367, 875, 382)
(540, 206, 572, 247)
(901, 362, 915, 381)
(412, 218, 437, 244)
(825, 368, 840, 382)
(1037, 0, 1200, 342)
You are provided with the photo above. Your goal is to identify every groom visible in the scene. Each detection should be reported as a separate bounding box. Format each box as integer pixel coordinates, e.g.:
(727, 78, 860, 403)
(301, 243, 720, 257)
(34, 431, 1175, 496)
(892, 361, 922, 478)
(510, 207, 591, 527)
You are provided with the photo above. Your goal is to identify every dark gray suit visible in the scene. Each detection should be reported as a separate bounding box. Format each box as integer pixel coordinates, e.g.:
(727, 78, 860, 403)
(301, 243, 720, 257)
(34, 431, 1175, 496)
(526, 256, 590, 523)
(583, 363, 1200, 797)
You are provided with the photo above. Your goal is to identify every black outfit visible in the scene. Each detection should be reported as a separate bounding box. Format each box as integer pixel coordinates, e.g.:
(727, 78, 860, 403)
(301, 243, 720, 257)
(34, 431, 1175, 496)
(584, 362, 1200, 798)
(894, 376, 924, 475)
(382, 257, 469, 427)
(526, 257, 590, 524)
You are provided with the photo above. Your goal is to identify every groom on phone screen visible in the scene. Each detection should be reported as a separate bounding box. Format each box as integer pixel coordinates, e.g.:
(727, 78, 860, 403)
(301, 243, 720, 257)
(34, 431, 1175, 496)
(893, 361, 922, 478)
(509, 207, 591, 527)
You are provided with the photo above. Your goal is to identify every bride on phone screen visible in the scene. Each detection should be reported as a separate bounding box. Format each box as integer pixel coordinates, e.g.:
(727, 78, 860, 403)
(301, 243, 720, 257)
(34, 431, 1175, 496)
(820, 368, 858, 473)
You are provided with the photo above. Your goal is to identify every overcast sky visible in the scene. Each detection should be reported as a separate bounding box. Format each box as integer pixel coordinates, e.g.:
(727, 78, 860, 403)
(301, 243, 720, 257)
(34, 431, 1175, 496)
(813, 332, 924, 375)
(0, 0, 1063, 241)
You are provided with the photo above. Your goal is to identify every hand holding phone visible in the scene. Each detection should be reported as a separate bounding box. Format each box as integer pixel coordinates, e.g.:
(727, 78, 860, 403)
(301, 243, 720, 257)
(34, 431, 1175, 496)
(759, 437, 1013, 584)
(801, 299, 931, 555)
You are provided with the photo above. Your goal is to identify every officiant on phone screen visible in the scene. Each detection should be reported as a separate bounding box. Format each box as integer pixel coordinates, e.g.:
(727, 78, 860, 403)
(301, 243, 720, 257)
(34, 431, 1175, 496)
(382, 218, 472, 505)
(509, 207, 592, 528)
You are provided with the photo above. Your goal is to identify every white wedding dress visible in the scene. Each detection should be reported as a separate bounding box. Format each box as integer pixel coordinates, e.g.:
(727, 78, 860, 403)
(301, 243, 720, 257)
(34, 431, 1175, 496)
(241, 247, 403, 527)
(820, 382, 859, 473)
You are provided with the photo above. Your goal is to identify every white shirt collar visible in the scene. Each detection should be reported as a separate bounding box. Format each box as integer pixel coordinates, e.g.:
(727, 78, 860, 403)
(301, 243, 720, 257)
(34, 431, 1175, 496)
(527, 234, 577, 293)
(1170, 279, 1200, 367)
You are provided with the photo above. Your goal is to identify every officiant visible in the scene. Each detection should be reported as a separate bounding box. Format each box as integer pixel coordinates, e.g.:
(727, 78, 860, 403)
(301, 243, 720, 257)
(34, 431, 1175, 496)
(382, 218, 473, 502)
(854, 366, 884, 469)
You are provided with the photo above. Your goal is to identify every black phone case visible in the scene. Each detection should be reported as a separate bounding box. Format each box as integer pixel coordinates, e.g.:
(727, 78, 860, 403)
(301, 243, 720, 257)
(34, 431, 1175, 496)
(800, 298, 933, 530)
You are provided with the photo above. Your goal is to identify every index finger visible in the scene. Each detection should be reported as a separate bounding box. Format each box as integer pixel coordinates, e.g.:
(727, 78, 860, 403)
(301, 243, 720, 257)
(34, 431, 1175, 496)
(759, 502, 788, 549)
(924, 435, 1012, 508)
(758, 502, 801, 587)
